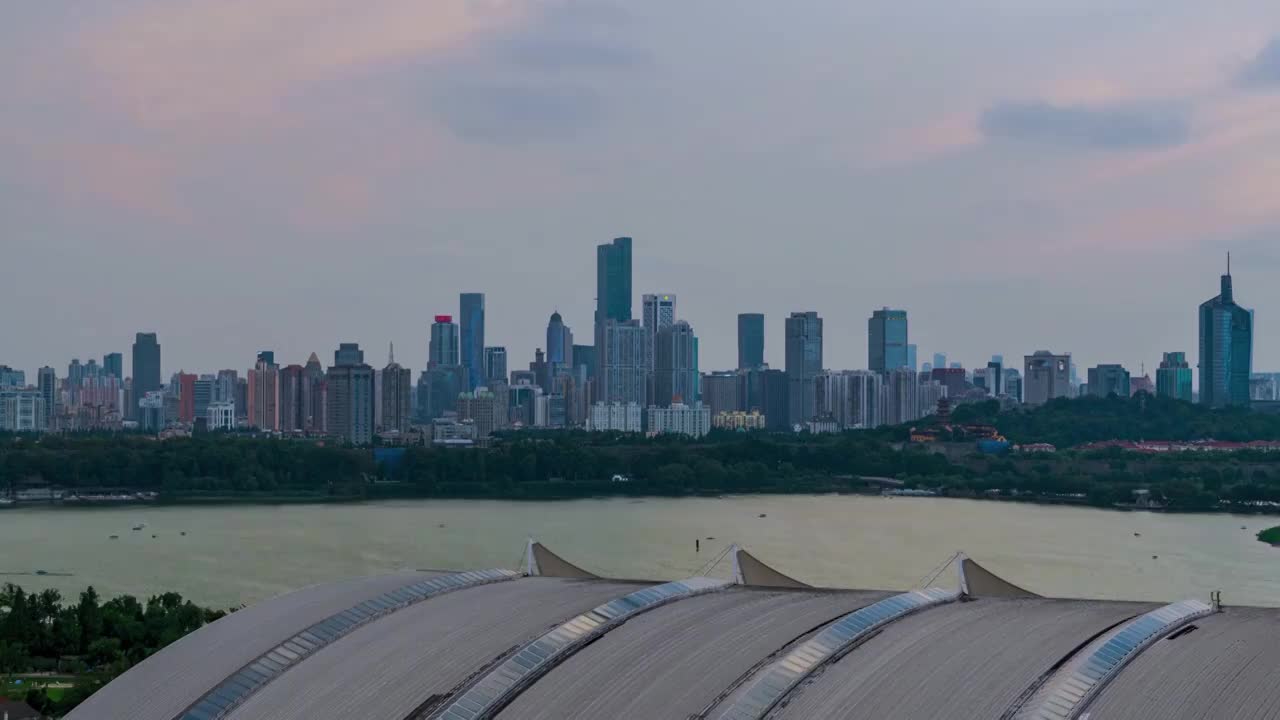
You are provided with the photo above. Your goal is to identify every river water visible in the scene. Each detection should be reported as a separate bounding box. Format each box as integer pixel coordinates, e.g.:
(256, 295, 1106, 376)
(1, 496, 1276, 609)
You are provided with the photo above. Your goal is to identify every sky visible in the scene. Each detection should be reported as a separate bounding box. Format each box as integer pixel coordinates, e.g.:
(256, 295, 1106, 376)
(5, 0, 1280, 380)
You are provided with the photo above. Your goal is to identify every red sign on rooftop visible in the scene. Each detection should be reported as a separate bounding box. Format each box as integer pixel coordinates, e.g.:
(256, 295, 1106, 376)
(435, 315, 453, 323)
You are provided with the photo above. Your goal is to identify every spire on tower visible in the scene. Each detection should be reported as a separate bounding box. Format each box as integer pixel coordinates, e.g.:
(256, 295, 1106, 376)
(388, 342, 395, 365)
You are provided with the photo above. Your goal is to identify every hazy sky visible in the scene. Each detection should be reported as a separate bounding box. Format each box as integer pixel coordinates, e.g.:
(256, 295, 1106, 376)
(5, 0, 1280, 379)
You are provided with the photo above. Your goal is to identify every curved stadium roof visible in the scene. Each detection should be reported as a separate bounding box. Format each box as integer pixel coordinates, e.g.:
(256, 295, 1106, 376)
(68, 545, 1280, 720)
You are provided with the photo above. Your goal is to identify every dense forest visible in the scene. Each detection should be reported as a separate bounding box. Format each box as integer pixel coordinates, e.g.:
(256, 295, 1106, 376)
(0, 584, 225, 716)
(4, 396, 1280, 512)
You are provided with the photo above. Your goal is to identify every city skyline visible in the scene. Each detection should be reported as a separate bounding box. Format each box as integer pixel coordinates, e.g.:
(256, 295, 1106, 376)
(5, 3, 1280, 380)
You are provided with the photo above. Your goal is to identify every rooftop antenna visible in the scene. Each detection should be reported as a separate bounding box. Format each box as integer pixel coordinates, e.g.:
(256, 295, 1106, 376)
(1228, 251, 1231, 276)
(388, 341, 395, 365)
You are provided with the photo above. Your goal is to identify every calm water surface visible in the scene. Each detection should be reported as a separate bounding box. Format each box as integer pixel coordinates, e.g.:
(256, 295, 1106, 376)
(1, 496, 1277, 608)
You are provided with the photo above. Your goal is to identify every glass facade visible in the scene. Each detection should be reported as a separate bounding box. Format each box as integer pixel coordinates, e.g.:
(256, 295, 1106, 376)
(737, 313, 765, 370)
(459, 293, 485, 391)
(868, 309, 908, 372)
(1198, 273, 1252, 407)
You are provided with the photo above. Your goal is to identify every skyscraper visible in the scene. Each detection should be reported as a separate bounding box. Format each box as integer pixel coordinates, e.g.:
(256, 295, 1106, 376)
(1157, 352, 1193, 402)
(302, 353, 326, 432)
(130, 333, 161, 420)
(545, 312, 573, 368)
(1024, 351, 1071, 406)
(1199, 261, 1252, 407)
(906, 344, 918, 372)
(429, 316, 460, 368)
(595, 237, 633, 385)
(737, 313, 765, 370)
(642, 294, 676, 368)
(327, 343, 375, 445)
(483, 346, 508, 386)
(176, 372, 197, 423)
(192, 375, 214, 425)
(600, 319, 648, 406)
(247, 356, 279, 430)
(459, 293, 485, 391)
(653, 320, 698, 407)
(103, 352, 123, 381)
(37, 367, 56, 430)
(278, 365, 304, 432)
(868, 309, 908, 372)
(785, 311, 823, 425)
(932, 353, 947, 372)
(381, 345, 412, 434)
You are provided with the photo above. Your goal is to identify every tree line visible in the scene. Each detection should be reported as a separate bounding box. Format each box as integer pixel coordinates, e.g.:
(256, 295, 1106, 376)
(0, 584, 225, 716)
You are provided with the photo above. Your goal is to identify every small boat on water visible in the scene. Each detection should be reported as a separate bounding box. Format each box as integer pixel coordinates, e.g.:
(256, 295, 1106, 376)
(108, 535, 119, 540)
(132, 522, 146, 531)
(758, 513, 768, 518)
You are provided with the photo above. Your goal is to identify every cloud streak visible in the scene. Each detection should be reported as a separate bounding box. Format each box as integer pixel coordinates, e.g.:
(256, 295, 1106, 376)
(1239, 37, 1280, 88)
(979, 100, 1191, 150)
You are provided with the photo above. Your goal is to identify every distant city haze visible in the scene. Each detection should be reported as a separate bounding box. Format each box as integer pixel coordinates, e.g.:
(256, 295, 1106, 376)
(4, 1, 1280, 378)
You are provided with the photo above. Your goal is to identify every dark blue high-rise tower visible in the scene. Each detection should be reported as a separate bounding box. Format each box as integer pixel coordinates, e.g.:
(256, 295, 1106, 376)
(1199, 258, 1252, 407)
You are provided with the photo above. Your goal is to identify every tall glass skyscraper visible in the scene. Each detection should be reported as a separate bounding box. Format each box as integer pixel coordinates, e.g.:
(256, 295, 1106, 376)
(1198, 265, 1252, 407)
(595, 237, 633, 387)
(868, 308, 908, 372)
(459, 293, 485, 391)
(1157, 352, 1193, 402)
(429, 315, 460, 368)
(785, 311, 823, 425)
(131, 332, 161, 420)
(737, 313, 765, 370)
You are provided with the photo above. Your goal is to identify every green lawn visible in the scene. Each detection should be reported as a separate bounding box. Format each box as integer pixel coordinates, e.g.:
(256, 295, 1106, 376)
(2, 675, 74, 701)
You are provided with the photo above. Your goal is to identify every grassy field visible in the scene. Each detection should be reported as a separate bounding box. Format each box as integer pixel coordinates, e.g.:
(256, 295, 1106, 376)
(2, 675, 74, 701)
(1258, 526, 1280, 545)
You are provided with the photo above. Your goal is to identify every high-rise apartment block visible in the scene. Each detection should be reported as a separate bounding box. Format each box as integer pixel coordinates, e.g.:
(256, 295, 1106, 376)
(642, 293, 676, 370)
(1199, 263, 1252, 407)
(247, 356, 279, 430)
(381, 351, 412, 434)
(326, 343, 375, 445)
(653, 320, 698, 407)
(600, 319, 648, 406)
(1157, 352, 1193, 402)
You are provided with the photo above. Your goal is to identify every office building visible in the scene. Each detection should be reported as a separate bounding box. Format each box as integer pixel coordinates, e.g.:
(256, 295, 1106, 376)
(653, 320, 698, 407)
(642, 293, 676, 370)
(738, 313, 765, 370)
(1199, 262, 1253, 407)
(785, 312, 823, 425)
(429, 316, 461, 368)
(701, 371, 741, 417)
(334, 343, 364, 367)
(1024, 351, 1072, 406)
(588, 401, 643, 433)
(103, 352, 123, 381)
(139, 391, 166, 432)
(714, 410, 767, 431)
(247, 356, 279, 430)
(1157, 352, 1194, 402)
(647, 403, 712, 438)
(457, 389, 506, 438)
(907, 344, 918, 372)
(930, 367, 967, 398)
(0, 366, 24, 388)
(546, 313, 573, 370)
(594, 237, 633, 386)
(483, 346, 508, 386)
(278, 365, 304, 432)
(1088, 365, 1131, 398)
(207, 401, 236, 431)
(131, 332, 161, 419)
(192, 376, 214, 422)
(302, 354, 326, 432)
(572, 344, 596, 383)
(932, 353, 947, 372)
(176, 372, 197, 423)
(37, 367, 56, 426)
(381, 349, 412, 434)
(600, 319, 648, 406)
(459, 293, 485, 391)
(327, 344, 375, 445)
(0, 390, 44, 432)
(418, 366, 467, 422)
(986, 360, 1004, 396)
(1003, 369, 1023, 403)
(868, 309, 908, 372)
